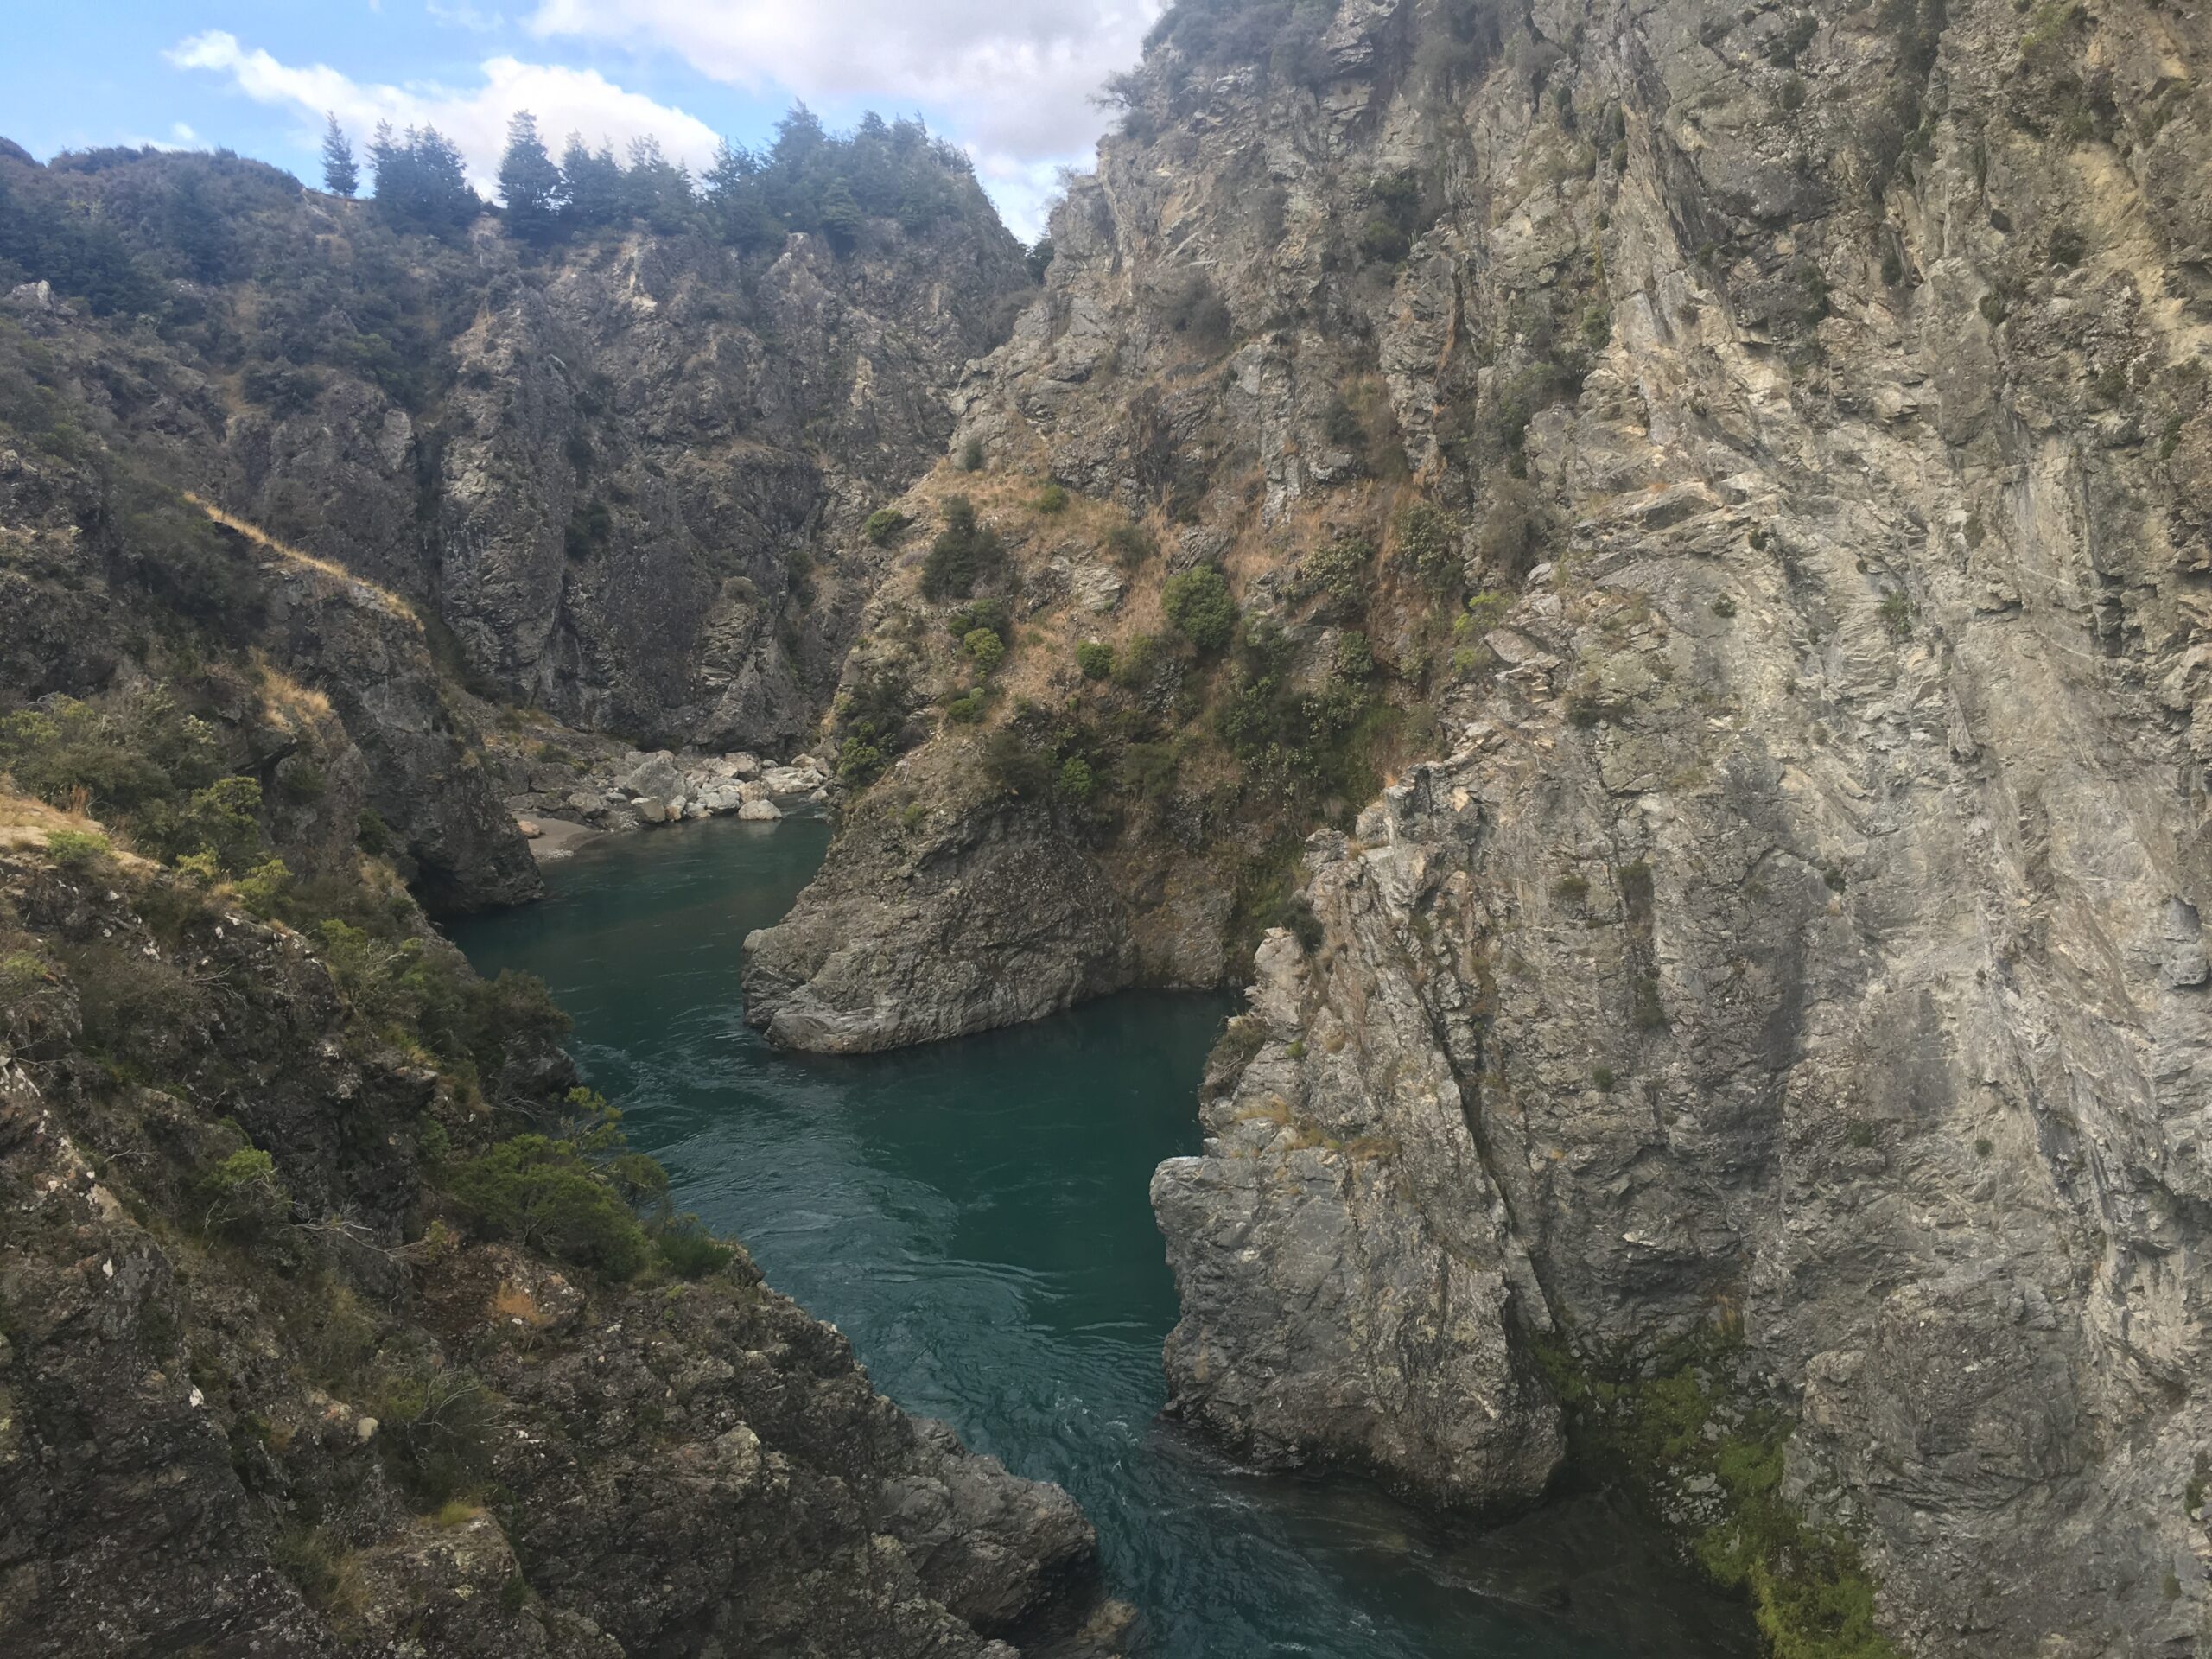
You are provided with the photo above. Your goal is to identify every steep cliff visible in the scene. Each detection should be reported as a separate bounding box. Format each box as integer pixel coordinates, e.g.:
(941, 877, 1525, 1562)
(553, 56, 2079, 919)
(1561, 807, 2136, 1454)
(0, 815, 1103, 1656)
(0, 130, 1031, 906)
(751, 0, 2212, 1652)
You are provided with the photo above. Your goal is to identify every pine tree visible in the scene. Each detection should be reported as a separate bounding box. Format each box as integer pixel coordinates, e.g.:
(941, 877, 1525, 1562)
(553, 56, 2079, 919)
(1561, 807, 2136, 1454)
(818, 176, 865, 255)
(497, 111, 561, 243)
(369, 123, 480, 236)
(365, 119, 398, 207)
(558, 134, 622, 231)
(321, 114, 359, 198)
(621, 136, 696, 233)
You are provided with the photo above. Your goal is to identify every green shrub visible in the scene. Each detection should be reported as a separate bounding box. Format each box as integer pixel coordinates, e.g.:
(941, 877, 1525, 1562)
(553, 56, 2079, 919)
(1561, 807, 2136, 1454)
(1118, 741, 1175, 801)
(982, 728, 1055, 798)
(945, 690, 987, 724)
(1076, 640, 1115, 680)
(1262, 894, 1325, 954)
(1592, 1065, 1616, 1092)
(1113, 633, 1164, 689)
(43, 829, 111, 868)
(372, 1363, 502, 1507)
(446, 1135, 653, 1277)
(195, 1146, 290, 1240)
(1551, 872, 1590, 904)
(946, 596, 1011, 643)
(1300, 536, 1371, 602)
(922, 496, 1004, 601)
(964, 628, 1007, 673)
(1162, 270, 1233, 350)
(959, 435, 985, 472)
(0, 696, 212, 820)
(1878, 592, 1914, 639)
(1105, 524, 1158, 567)
(1632, 973, 1667, 1030)
(837, 733, 888, 785)
(1361, 218, 1412, 264)
(232, 856, 295, 919)
(1323, 396, 1364, 448)
(1058, 756, 1096, 800)
(655, 1217, 736, 1280)
(1712, 596, 1738, 618)
(356, 809, 395, 856)
(1359, 172, 1423, 266)
(1035, 482, 1070, 514)
(1618, 860, 1656, 915)
(1475, 482, 1544, 582)
(1320, 633, 1369, 687)
(1398, 501, 1463, 592)
(563, 497, 613, 562)
(1162, 564, 1236, 653)
(863, 507, 910, 545)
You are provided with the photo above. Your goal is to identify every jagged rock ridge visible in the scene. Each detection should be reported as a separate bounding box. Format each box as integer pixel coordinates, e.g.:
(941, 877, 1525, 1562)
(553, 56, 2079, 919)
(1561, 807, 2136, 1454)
(749, 0, 2212, 1652)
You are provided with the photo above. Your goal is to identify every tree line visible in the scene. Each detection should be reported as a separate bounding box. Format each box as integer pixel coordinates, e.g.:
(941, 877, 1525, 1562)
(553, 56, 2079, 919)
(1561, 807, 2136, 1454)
(319, 105, 989, 255)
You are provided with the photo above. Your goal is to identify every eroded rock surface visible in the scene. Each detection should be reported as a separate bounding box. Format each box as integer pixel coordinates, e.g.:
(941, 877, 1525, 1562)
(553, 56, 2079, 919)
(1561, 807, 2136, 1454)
(0, 853, 1101, 1656)
(754, 0, 2212, 1649)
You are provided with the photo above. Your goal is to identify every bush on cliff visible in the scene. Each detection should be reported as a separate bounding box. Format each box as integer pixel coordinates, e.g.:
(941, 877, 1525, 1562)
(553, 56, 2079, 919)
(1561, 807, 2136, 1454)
(447, 1134, 653, 1278)
(372, 1362, 503, 1507)
(1163, 563, 1236, 653)
(922, 496, 1005, 600)
(195, 1146, 291, 1241)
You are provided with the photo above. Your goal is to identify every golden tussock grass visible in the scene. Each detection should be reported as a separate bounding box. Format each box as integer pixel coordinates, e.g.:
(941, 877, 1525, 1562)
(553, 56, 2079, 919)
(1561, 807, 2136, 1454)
(181, 493, 422, 632)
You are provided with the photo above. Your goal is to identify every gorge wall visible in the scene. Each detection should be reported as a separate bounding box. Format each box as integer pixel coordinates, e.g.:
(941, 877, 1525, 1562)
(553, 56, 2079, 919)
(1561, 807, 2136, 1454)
(0, 130, 1030, 909)
(8, 0, 2212, 1650)
(745, 0, 2212, 1653)
(0, 123, 1104, 1656)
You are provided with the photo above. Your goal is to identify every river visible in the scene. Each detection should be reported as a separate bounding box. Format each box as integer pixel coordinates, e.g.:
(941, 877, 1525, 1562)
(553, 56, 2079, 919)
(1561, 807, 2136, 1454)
(448, 817, 1757, 1659)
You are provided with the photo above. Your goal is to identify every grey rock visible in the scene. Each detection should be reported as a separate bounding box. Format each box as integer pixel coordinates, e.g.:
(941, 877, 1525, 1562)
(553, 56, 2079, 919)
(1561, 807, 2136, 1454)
(622, 752, 682, 800)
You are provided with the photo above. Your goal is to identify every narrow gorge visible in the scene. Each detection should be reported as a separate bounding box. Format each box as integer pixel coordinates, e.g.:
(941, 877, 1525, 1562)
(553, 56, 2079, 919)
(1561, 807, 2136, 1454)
(3, 0, 2210, 1655)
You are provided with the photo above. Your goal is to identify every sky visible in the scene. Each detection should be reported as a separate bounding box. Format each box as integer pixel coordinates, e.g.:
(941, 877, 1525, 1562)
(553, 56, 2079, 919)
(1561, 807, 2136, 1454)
(1, 1, 1167, 239)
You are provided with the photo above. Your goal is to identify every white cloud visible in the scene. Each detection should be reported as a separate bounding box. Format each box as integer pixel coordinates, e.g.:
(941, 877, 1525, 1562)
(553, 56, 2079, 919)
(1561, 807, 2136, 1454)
(168, 30, 721, 194)
(426, 2, 507, 32)
(526, 0, 1163, 220)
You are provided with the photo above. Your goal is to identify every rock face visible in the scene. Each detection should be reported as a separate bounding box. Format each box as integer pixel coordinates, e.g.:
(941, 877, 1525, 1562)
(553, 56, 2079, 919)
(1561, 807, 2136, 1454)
(0, 137, 1030, 905)
(744, 795, 1138, 1052)
(0, 850, 1101, 1656)
(1153, 906, 1564, 1510)
(0, 414, 541, 912)
(756, 0, 2212, 1650)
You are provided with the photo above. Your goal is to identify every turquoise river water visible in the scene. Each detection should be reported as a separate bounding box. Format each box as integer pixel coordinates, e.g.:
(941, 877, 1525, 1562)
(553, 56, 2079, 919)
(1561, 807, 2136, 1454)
(448, 817, 1756, 1659)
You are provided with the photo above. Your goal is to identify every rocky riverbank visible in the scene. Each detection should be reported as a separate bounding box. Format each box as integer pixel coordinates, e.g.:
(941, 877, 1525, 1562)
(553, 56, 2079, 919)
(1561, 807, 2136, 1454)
(499, 742, 837, 860)
(0, 819, 1110, 1656)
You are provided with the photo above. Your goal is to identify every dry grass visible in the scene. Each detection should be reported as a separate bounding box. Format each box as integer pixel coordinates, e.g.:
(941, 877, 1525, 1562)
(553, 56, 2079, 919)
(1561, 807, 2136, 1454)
(0, 785, 112, 855)
(248, 650, 337, 726)
(181, 493, 422, 631)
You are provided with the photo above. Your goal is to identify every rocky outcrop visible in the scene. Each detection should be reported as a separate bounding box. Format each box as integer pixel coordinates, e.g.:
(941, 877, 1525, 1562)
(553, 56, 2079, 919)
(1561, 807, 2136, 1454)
(0, 847, 1102, 1656)
(751, 0, 2212, 1649)
(0, 137, 1032, 907)
(0, 412, 540, 912)
(744, 791, 1138, 1052)
(257, 565, 544, 911)
(1153, 895, 1564, 1510)
(418, 226, 1024, 749)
